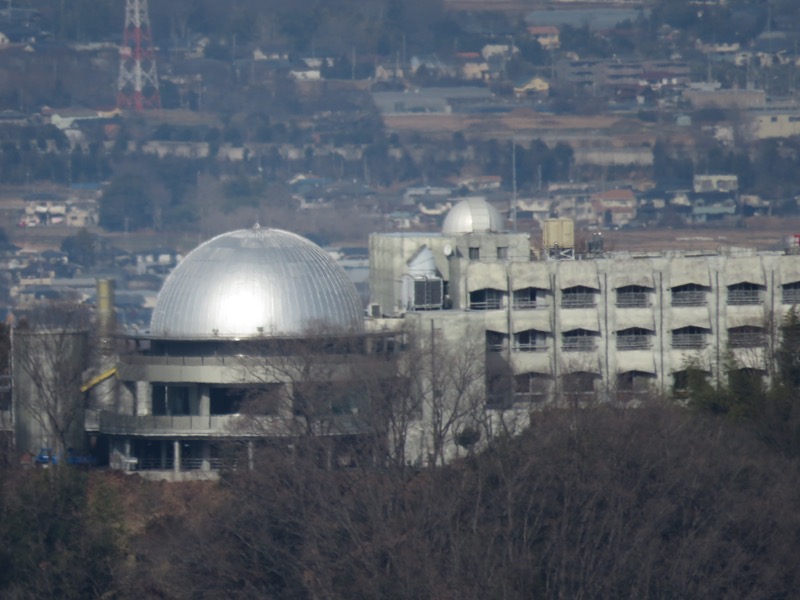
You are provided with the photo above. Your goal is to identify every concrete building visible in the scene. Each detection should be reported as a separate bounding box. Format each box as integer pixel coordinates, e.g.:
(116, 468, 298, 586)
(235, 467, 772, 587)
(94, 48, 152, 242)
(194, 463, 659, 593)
(94, 226, 397, 480)
(12, 199, 800, 472)
(369, 198, 800, 423)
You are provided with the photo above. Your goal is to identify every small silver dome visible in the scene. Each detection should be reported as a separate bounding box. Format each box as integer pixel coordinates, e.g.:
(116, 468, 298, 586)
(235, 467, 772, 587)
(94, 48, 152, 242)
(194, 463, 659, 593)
(441, 197, 504, 234)
(150, 227, 364, 339)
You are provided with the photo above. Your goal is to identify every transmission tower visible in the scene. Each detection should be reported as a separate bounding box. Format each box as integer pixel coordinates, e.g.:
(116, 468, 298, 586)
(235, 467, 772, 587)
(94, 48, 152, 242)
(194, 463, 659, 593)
(116, 0, 160, 111)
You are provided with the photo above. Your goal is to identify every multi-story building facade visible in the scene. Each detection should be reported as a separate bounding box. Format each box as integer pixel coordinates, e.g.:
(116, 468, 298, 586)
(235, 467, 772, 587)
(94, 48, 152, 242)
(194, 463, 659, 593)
(370, 198, 800, 413)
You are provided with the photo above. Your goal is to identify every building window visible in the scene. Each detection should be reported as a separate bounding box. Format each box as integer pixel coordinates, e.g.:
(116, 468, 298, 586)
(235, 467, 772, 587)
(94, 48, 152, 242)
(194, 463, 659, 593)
(727, 325, 766, 348)
(671, 283, 708, 307)
(562, 328, 599, 352)
(513, 329, 547, 352)
(782, 281, 800, 305)
(616, 327, 653, 350)
(562, 371, 597, 399)
(672, 368, 710, 399)
(561, 285, 597, 308)
(616, 370, 656, 402)
(497, 246, 508, 260)
(470, 288, 504, 310)
(727, 282, 764, 306)
(615, 285, 651, 308)
(485, 330, 507, 352)
(513, 287, 546, 309)
(469, 246, 480, 260)
(514, 372, 550, 403)
(671, 325, 709, 349)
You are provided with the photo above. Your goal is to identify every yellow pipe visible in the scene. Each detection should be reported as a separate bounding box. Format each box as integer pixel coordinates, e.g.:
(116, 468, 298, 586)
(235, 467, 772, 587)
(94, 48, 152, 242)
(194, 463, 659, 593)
(80, 367, 117, 393)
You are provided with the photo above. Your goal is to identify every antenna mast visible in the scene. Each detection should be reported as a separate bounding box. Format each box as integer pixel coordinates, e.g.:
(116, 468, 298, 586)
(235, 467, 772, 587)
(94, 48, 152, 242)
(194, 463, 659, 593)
(116, 0, 161, 111)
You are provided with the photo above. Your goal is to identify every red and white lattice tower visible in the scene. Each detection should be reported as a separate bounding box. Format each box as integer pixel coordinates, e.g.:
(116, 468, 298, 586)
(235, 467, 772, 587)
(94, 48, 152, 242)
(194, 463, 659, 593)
(116, 0, 161, 111)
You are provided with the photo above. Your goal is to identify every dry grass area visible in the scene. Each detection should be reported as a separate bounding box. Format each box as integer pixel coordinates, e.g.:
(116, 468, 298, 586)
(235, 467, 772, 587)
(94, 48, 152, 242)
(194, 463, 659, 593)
(385, 109, 623, 141)
(599, 217, 800, 253)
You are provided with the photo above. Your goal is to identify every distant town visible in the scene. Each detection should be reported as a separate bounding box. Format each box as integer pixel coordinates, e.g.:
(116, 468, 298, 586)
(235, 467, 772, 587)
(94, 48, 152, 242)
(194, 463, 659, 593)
(0, 0, 799, 327)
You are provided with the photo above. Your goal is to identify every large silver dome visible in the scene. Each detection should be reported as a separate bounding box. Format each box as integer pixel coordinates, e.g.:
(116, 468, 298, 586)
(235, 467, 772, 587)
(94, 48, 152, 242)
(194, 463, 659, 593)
(442, 197, 504, 234)
(149, 227, 364, 339)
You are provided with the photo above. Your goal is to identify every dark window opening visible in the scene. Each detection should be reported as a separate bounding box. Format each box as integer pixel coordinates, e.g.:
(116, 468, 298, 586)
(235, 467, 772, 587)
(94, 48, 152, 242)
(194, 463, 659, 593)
(727, 282, 764, 306)
(616, 285, 652, 308)
(514, 329, 547, 352)
(470, 288, 504, 310)
(616, 327, 654, 350)
(672, 326, 709, 349)
(783, 281, 800, 305)
(672, 368, 710, 399)
(562, 371, 598, 397)
(727, 325, 765, 348)
(616, 370, 656, 401)
(561, 285, 597, 308)
(514, 372, 550, 403)
(513, 287, 546, 309)
(151, 384, 191, 416)
(486, 330, 507, 352)
(211, 387, 248, 415)
(562, 328, 599, 351)
(469, 246, 480, 260)
(671, 283, 709, 307)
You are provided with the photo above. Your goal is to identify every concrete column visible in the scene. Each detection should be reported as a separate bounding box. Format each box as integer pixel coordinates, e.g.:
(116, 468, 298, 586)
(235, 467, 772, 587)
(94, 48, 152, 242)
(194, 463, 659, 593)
(199, 385, 210, 418)
(160, 441, 167, 469)
(136, 381, 152, 416)
(188, 385, 200, 416)
(173, 440, 181, 474)
(247, 440, 254, 471)
(201, 441, 211, 472)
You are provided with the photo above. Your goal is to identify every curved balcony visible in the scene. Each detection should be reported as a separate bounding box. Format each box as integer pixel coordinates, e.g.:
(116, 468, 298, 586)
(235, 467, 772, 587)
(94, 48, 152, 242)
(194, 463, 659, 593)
(98, 412, 365, 438)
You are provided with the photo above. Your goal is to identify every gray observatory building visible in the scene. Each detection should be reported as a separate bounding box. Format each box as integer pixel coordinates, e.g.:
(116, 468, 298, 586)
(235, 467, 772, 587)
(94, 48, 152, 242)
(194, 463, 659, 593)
(97, 226, 395, 479)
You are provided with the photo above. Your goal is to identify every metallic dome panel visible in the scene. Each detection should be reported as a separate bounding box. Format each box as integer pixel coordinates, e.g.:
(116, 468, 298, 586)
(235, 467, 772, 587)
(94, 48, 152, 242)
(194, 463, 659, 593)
(441, 197, 504, 234)
(149, 228, 364, 339)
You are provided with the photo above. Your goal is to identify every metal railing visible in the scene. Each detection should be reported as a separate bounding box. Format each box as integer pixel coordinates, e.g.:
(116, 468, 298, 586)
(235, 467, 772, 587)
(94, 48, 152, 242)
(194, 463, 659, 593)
(514, 391, 548, 404)
(728, 333, 766, 348)
(616, 293, 649, 308)
(560, 294, 596, 308)
(512, 299, 547, 310)
(562, 337, 597, 352)
(99, 411, 366, 438)
(512, 342, 548, 353)
(672, 334, 706, 349)
(672, 291, 707, 306)
(727, 290, 762, 305)
(616, 336, 652, 351)
(486, 343, 506, 353)
(470, 299, 503, 310)
(100, 413, 238, 435)
(120, 354, 241, 367)
(782, 289, 800, 305)
(135, 457, 227, 471)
